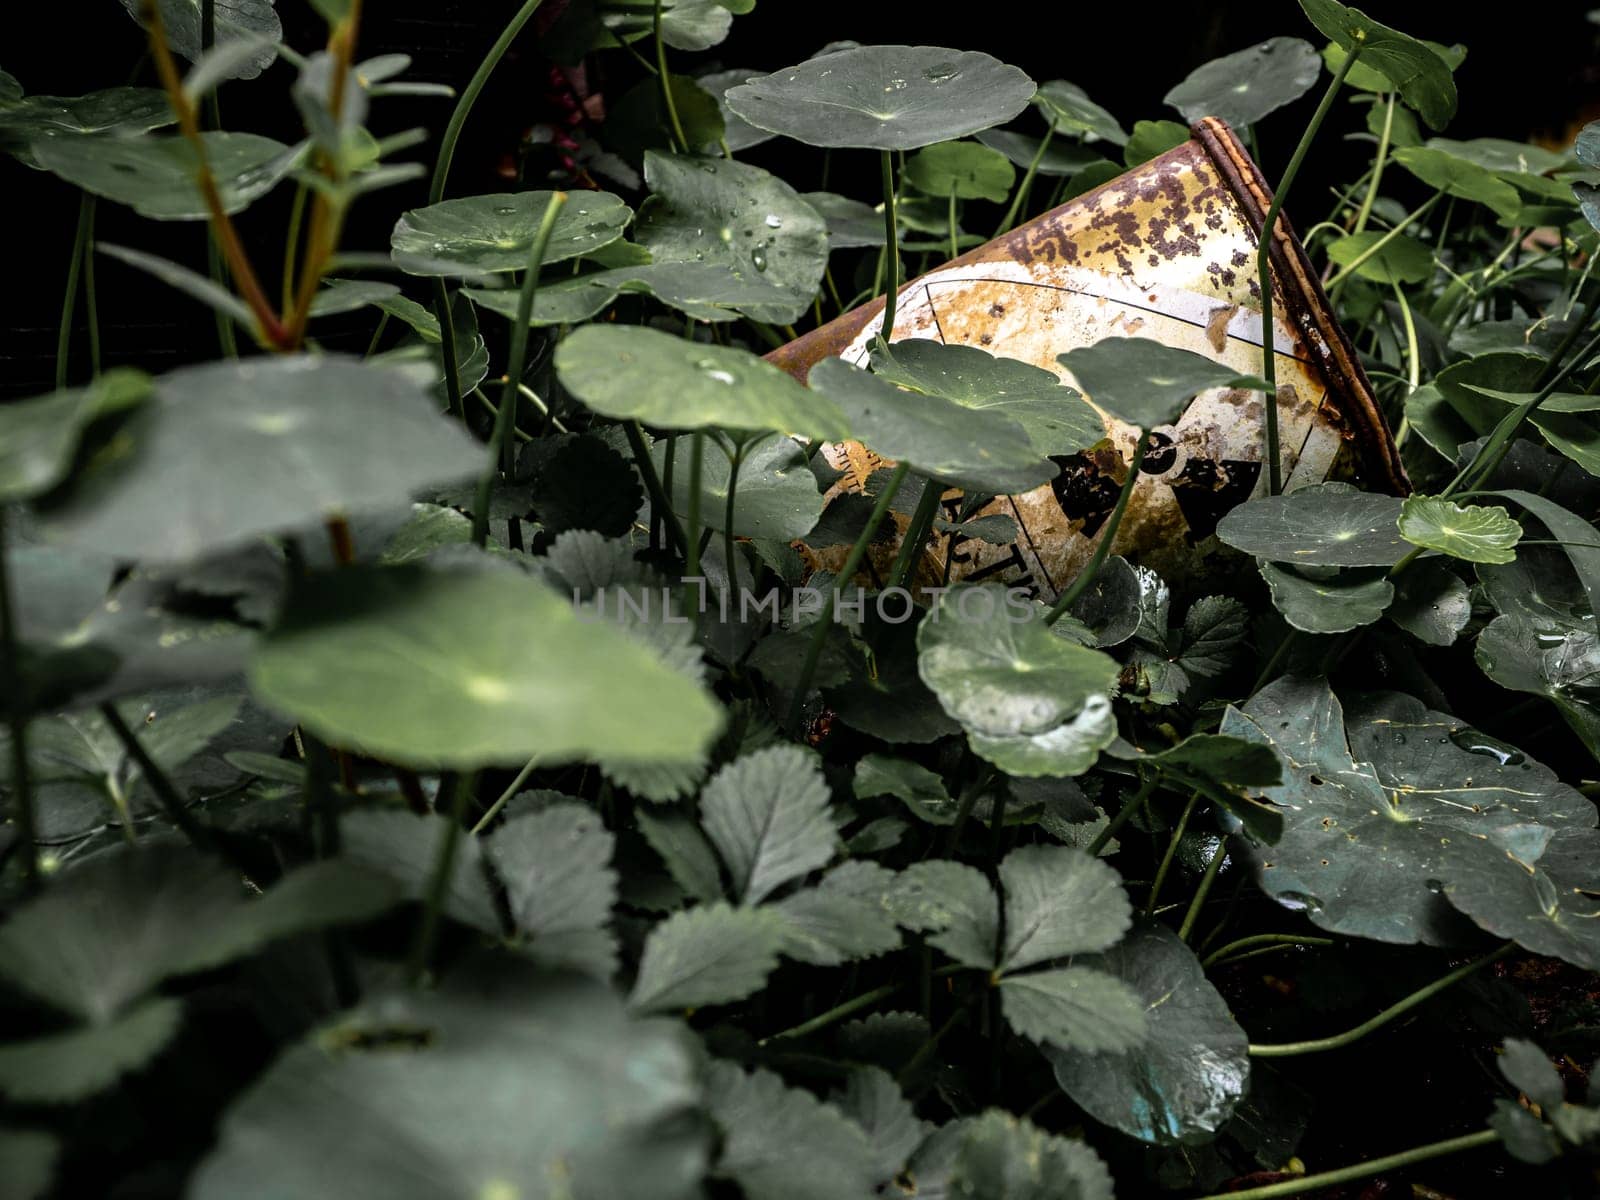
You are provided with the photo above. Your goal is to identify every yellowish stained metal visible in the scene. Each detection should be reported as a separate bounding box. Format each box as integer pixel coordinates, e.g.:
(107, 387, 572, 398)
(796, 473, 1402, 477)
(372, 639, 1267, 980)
(770, 119, 1405, 598)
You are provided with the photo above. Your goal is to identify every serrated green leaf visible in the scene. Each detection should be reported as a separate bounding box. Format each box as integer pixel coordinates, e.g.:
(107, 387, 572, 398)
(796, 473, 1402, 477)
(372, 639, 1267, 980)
(700, 746, 837, 904)
(487, 804, 617, 978)
(999, 967, 1147, 1053)
(0, 997, 181, 1104)
(628, 902, 784, 1013)
(998, 845, 1131, 971)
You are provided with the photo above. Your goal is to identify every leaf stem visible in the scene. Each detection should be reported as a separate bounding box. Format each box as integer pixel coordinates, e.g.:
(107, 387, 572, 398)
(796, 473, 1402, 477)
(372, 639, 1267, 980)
(1258, 37, 1363, 494)
(407, 771, 478, 984)
(474, 192, 567, 548)
(55, 192, 94, 390)
(625, 422, 687, 555)
(684, 432, 706, 581)
(1145, 791, 1197, 915)
(1349, 92, 1395, 237)
(653, 0, 689, 152)
(994, 127, 1054, 237)
(142, 0, 286, 347)
(1201, 933, 1334, 968)
(470, 755, 539, 835)
(0, 510, 39, 890)
(1085, 773, 1155, 857)
(723, 438, 747, 600)
(1248, 941, 1514, 1056)
(1178, 836, 1228, 941)
(786, 461, 910, 727)
(1045, 430, 1148, 625)
(1195, 1128, 1501, 1200)
(887, 477, 941, 590)
(879, 150, 900, 339)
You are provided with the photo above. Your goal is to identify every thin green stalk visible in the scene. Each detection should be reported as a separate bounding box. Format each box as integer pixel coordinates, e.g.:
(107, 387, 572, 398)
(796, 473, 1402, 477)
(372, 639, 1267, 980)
(207, 231, 239, 358)
(0, 511, 39, 890)
(941, 767, 996, 855)
(887, 478, 941, 590)
(762, 982, 903, 1043)
(653, 0, 688, 152)
(722, 439, 746, 597)
(625, 422, 687, 555)
(1202, 933, 1334, 968)
(1249, 942, 1514, 1056)
(1326, 191, 1443, 293)
(470, 755, 539, 834)
(1145, 792, 1197, 915)
(786, 462, 911, 727)
(82, 200, 101, 374)
(363, 311, 391, 359)
(301, 732, 340, 857)
(1195, 1129, 1500, 1200)
(684, 432, 706, 580)
(898, 1006, 965, 1084)
(879, 150, 900, 340)
(428, 0, 546, 204)
(281, 183, 308, 313)
(1350, 92, 1395, 237)
(1045, 431, 1148, 625)
(946, 191, 958, 260)
(1086, 773, 1154, 856)
(1178, 834, 1229, 942)
(55, 192, 93, 389)
(433, 279, 465, 419)
(426, 0, 548, 417)
(995, 126, 1053, 237)
(407, 771, 477, 984)
(1390, 277, 1420, 447)
(473, 192, 567, 548)
(1259, 38, 1363, 495)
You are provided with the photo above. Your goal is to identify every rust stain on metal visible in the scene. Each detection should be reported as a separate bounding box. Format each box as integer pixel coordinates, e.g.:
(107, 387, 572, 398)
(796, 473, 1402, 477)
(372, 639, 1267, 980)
(776, 118, 1408, 599)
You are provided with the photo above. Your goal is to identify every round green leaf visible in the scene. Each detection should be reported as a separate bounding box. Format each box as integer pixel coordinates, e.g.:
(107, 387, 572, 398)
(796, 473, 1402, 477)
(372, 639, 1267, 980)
(1046, 922, 1249, 1146)
(1388, 559, 1471, 646)
(1122, 120, 1189, 168)
(389, 190, 631, 276)
(120, 0, 282, 81)
(697, 68, 775, 152)
(1399, 495, 1522, 564)
(468, 261, 797, 328)
(967, 697, 1117, 779)
(975, 128, 1107, 177)
(802, 190, 887, 250)
(634, 151, 827, 325)
(0, 86, 173, 166)
(1259, 561, 1394, 634)
(1221, 680, 1595, 945)
(1299, 0, 1459, 129)
(555, 325, 848, 439)
(1163, 37, 1322, 128)
(1392, 146, 1522, 219)
(1033, 80, 1128, 146)
(38, 357, 485, 564)
(903, 141, 1015, 201)
(917, 586, 1118, 739)
(0, 369, 150, 503)
(249, 565, 722, 770)
(191, 966, 707, 1200)
(34, 132, 302, 220)
(653, 434, 823, 540)
(808, 357, 1052, 493)
(870, 340, 1105, 459)
(1443, 826, 1600, 971)
(1216, 483, 1409, 567)
(725, 46, 1036, 151)
(1426, 137, 1565, 176)
(1324, 230, 1433, 283)
(1056, 337, 1269, 432)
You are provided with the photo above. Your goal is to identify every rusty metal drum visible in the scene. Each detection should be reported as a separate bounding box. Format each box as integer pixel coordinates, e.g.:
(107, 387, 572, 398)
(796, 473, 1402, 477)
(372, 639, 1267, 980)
(770, 118, 1407, 597)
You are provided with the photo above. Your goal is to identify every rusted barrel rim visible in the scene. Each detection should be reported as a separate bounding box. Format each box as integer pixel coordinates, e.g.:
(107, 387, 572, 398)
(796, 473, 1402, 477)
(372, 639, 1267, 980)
(1190, 117, 1409, 496)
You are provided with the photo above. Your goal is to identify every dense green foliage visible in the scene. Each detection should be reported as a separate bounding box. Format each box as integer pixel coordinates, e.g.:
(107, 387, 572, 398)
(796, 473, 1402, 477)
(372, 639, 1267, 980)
(3, 2, 1600, 1197)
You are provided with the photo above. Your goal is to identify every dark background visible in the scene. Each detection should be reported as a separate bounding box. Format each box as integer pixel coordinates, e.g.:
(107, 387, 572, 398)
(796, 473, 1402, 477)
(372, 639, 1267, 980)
(4, 0, 1597, 398)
